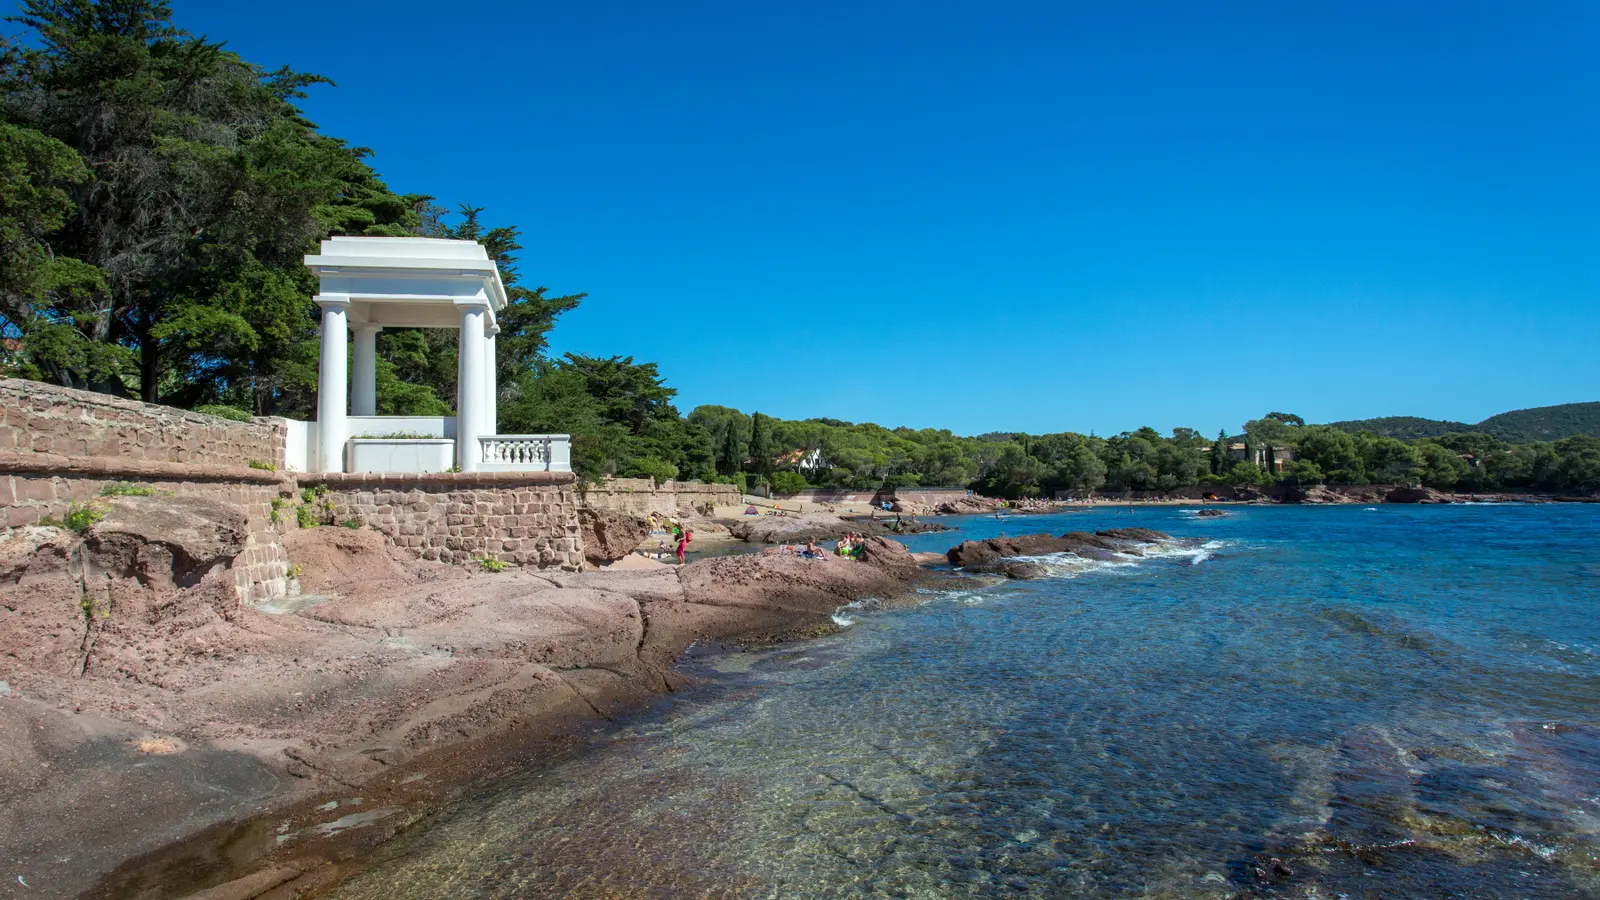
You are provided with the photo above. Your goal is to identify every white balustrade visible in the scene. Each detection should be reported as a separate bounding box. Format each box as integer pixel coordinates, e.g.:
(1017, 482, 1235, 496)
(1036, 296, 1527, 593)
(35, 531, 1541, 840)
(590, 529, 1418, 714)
(479, 434, 572, 472)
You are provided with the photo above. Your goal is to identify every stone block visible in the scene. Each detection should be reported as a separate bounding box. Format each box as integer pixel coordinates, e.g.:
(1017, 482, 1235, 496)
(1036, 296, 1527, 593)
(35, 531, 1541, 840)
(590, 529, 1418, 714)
(17, 478, 55, 502)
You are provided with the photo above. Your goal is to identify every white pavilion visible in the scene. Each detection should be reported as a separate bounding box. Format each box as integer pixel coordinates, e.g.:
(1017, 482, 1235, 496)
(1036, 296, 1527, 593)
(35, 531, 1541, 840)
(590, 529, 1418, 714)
(292, 236, 571, 474)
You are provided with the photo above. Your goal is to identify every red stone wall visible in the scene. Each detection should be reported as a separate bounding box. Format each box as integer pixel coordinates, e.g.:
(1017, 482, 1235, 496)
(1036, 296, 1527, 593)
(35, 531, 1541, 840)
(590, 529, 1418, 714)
(578, 478, 741, 517)
(306, 472, 585, 570)
(0, 378, 288, 470)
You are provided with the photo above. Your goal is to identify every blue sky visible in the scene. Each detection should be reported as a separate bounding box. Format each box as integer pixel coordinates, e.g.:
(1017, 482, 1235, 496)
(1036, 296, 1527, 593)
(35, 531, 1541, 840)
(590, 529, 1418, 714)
(153, 2, 1600, 434)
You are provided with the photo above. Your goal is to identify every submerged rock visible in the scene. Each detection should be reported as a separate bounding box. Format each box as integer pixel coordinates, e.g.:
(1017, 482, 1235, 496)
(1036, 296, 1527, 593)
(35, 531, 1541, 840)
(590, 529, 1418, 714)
(963, 560, 1051, 579)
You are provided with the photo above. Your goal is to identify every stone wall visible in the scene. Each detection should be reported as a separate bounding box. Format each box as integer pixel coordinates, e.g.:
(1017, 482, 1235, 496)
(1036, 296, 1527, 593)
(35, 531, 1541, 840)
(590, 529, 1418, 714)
(0, 380, 587, 598)
(0, 378, 288, 470)
(305, 472, 584, 570)
(3, 469, 294, 604)
(885, 488, 967, 508)
(578, 478, 742, 518)
(0, 380, 297, 604)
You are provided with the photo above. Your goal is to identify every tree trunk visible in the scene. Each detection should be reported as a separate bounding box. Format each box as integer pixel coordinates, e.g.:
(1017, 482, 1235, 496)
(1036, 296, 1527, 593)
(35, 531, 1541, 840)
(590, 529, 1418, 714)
(139, 311, 158, 403)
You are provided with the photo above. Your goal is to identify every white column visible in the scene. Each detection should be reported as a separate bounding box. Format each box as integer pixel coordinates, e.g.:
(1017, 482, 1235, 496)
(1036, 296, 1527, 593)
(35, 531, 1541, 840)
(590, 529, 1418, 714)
(315, 296, 350, 473)
(351, 324, 381, 417)
(456, 303, 488, 473)
(484, 322, 500, 436)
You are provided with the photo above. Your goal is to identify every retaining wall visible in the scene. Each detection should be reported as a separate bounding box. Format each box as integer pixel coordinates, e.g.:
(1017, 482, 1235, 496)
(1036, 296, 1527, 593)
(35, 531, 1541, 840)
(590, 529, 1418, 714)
(305, 472, 584, 570)
(0, 380, 588, 605)
(0, 460, 295, 604)
(0, 379, 288, 470)
(578, 478, 741, 518)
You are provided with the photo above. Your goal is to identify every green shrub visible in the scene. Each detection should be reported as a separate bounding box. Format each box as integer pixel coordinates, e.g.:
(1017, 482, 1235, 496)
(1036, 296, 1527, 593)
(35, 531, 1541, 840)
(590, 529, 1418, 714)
(362, 431, 436, 439)
(286, 564, 303, 579)
(294, 504, 318, 529)
(270, 497, 288, 524)
(477, 557, 507, 572)
(194, 404, 253, 422)
(247, 459, 276, 471)
(339, 518, 361, 529)
(41, 500, 106, 535)
(629, 457, 678, 486)
(768, 471, 809, 495)
(99, 482, 154, 497)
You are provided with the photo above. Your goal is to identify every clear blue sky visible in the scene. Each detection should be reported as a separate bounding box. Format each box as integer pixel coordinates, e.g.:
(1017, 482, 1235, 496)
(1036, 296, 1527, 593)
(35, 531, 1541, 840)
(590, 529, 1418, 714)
(164, 2, 1599, 435)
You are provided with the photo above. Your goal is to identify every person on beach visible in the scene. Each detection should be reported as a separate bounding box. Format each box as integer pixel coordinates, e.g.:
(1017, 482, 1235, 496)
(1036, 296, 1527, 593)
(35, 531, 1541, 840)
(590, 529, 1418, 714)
(676, 529, 691, 563)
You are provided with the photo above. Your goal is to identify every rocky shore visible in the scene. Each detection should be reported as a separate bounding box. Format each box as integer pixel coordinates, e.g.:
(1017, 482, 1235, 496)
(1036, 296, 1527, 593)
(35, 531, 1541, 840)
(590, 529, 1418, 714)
(0, 499, 934, 899)
(946, 527, 1176, 578)
(726, 511, 946, 544)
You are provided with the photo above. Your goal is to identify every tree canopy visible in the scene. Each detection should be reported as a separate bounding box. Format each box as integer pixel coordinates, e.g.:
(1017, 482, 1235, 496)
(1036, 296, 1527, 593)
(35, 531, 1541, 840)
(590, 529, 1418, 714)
(1, 1, 1594, 498)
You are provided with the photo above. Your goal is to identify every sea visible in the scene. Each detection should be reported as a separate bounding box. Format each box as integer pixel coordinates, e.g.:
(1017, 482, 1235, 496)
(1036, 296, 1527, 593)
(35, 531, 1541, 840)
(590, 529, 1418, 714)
(327, 503, 1600, 898)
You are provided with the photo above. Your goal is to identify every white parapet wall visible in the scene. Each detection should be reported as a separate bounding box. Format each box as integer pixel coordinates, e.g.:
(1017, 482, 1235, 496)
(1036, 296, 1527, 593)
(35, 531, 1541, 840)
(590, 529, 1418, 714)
(347, 416, 457, 439)
(346, 438, 456, 473)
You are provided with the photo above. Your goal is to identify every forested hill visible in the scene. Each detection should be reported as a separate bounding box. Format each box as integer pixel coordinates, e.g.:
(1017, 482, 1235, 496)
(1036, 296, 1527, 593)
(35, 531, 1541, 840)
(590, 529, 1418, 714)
(1329, 402, 1600, 443)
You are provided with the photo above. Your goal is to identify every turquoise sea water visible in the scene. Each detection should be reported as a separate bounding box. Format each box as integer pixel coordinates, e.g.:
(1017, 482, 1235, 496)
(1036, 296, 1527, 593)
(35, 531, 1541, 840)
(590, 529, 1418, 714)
(330, 504, 1600, 898)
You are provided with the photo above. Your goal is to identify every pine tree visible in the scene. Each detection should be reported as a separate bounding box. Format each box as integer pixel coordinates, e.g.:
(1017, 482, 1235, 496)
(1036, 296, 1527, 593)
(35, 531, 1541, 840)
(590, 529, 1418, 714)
(719, 423, 744, 476)
(747, 412, 774, 478)
(1210, 430, 1229, 475)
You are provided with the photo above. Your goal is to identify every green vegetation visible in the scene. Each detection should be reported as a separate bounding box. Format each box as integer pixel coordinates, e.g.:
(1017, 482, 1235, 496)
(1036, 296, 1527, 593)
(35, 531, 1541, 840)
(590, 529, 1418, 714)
(1330, 402, 1600, 444)
(41, 500, 105, 534)
(363, 431, 437, 440)
(0, 2, 1592, 503)
(678, 408, 1600, 499)
(247, 459, 276, 471)
(195, 405, 254, 423)
(339, 518, 361, 529)
(768, 471, 808, 494)
(292, 484, 333, 527)
(0, 0, 579, 416)
(99, 482, 154, 497)
(286, 564, 302, 579)
(1476, 403, 1600, 443)
(270, 497, 288, 524)
(477, 557, 507, 573)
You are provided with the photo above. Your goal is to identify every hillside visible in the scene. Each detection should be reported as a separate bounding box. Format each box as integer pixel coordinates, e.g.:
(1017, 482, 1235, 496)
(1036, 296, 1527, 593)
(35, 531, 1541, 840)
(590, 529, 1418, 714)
(1476, 402, 1600, 442)
(1324, 416, 1473, 441)
(1329, 402, 1600, 443)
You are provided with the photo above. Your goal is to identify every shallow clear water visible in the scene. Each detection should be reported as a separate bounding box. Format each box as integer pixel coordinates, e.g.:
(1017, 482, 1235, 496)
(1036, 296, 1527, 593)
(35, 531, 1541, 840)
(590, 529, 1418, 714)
(331, 505, 1600, 898)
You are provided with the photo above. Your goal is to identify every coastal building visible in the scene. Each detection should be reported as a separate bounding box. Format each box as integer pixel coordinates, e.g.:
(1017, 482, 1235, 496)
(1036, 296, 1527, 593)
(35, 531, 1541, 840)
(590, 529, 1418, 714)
(300, 236, 571, 474)
(776, 448, 828, 474)
(1221, 442, 1296, 472)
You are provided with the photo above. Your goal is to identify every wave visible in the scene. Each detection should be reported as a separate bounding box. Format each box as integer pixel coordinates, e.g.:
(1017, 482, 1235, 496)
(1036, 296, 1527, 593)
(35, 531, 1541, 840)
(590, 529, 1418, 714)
(1006, 539, 1228, 578)
(914, 586, 987, 606)
(1144, 539, 1225, 566)
(831, 597, 883, 627)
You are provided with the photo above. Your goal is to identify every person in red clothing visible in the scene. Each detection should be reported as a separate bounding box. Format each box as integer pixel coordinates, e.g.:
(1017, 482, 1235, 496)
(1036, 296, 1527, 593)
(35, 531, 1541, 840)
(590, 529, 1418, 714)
(676, 529, 692, 563)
